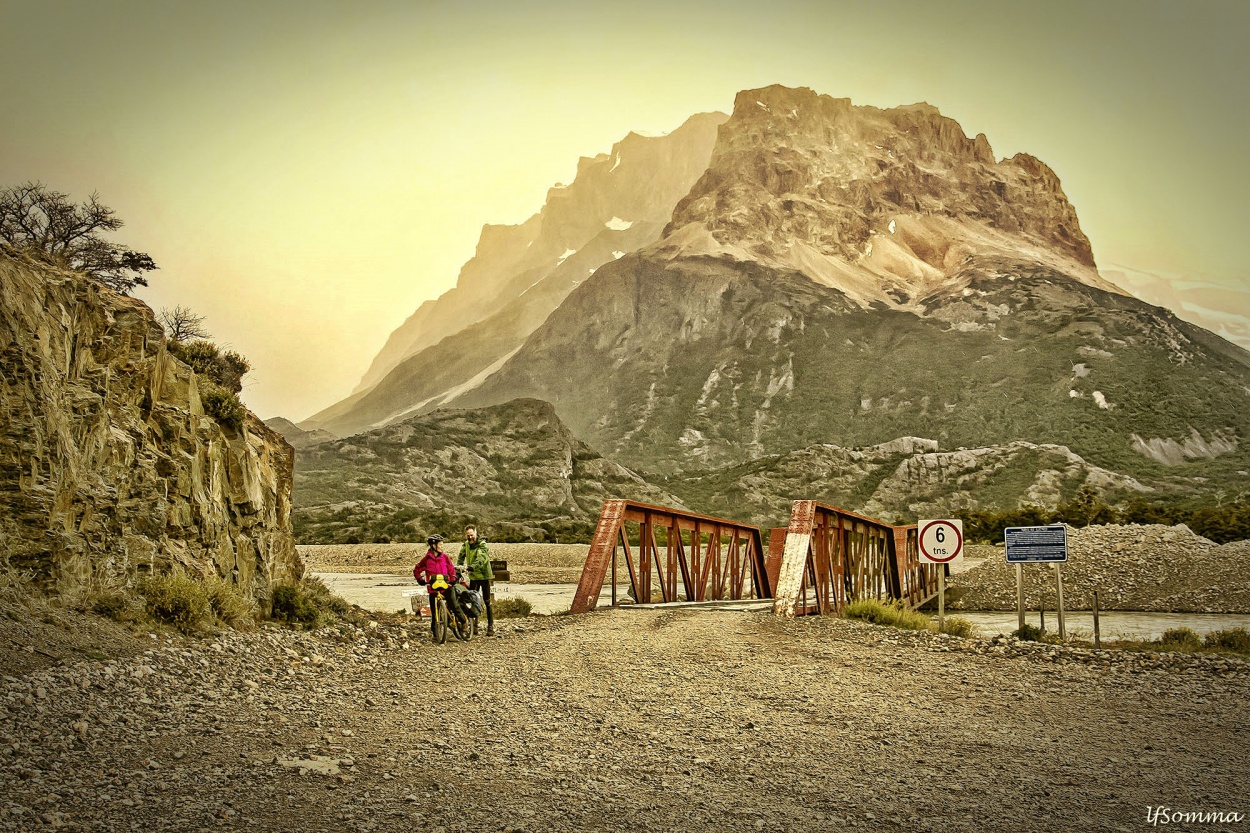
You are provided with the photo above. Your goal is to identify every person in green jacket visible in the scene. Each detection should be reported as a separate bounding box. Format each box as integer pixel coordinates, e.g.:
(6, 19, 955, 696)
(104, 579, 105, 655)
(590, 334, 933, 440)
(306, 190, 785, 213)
(457, 525, 495, 636)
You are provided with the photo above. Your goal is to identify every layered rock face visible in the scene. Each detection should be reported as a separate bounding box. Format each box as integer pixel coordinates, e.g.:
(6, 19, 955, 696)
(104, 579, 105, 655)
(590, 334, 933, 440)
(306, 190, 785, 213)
(318, 110, 728, 431)
(0, 253, 301, 596)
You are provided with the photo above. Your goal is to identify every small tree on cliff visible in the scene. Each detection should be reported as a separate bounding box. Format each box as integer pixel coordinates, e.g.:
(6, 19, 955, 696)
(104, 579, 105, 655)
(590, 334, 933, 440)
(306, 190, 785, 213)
(0, 181, 156, 294)
(158, 305, 211, 342)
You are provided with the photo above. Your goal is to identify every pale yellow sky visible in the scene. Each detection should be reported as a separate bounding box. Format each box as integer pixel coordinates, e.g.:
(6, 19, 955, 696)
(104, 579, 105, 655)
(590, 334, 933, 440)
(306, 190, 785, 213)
(2, 1, 1247, 420)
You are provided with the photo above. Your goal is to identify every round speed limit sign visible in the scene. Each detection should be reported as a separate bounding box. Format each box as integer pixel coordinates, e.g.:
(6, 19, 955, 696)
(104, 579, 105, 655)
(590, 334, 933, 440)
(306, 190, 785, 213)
(918, 519, 963, 563)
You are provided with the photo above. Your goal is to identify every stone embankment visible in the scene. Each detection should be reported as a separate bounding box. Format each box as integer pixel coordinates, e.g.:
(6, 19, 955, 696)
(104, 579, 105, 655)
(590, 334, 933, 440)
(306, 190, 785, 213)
(2, 606, 1247, 832)
(948, 524, 1250, 613)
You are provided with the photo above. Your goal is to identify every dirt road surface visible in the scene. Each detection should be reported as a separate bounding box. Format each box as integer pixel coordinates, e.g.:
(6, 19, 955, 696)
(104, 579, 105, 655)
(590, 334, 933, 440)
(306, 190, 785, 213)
(2, 608, 1248, 832)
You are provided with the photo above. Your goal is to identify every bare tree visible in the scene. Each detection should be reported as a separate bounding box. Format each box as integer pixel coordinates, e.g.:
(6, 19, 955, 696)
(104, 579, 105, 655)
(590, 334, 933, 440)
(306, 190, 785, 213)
(0, 182, 157, 293)
(158, 305, 211, 343)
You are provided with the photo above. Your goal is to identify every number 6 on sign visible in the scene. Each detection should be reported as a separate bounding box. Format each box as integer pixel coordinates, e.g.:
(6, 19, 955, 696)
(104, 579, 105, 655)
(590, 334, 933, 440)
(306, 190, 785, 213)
(918, 519, 964, 564)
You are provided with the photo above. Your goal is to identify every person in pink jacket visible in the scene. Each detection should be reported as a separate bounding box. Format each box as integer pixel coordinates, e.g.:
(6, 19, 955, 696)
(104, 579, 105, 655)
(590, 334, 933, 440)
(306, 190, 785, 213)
(413, 534, 467, 628)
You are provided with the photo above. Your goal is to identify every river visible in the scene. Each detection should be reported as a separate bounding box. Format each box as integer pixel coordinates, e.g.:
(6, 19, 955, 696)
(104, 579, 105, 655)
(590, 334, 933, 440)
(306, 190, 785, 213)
(314, 573, 1250, 640)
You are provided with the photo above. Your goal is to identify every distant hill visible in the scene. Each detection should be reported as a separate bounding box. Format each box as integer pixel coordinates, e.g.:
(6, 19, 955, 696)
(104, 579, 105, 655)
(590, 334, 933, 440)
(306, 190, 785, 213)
(292, 398, 682, 543)
(264, 417, 336, 449)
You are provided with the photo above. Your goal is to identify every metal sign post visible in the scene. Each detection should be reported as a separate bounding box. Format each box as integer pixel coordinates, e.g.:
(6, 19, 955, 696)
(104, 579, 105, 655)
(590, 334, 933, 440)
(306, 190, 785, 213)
(917, 519, 964, 632)
(1005, 525, 1068, 637)
(1054, 563, 1066, 640)
(1016, 563, 1024, 631)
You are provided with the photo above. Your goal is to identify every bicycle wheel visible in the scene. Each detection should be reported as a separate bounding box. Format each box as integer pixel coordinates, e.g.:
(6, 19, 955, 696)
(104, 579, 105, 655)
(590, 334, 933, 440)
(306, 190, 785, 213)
(455, 612, 475, 643)
(431, 597, 448, 644)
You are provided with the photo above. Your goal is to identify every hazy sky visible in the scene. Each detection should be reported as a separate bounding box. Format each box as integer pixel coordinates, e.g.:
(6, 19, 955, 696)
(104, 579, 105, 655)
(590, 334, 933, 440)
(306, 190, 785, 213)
(2, 0, 1247, 420)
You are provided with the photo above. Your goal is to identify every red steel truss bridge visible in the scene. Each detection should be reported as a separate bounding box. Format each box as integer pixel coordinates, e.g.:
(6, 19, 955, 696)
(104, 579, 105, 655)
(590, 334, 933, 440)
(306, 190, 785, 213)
(570, 500, 771, 615)
(571, 499, 945, 617)
(770, 501, 942, 617)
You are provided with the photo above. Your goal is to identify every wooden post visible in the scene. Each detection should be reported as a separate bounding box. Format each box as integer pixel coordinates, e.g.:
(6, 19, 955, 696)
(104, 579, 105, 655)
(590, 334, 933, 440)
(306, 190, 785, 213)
(1055, 563, 1066, 640)
(1016, 563, 1024, 632)
(938, 568, 946, 633)
(1093, 589, 1101, 649)
(1040, 608, 1045, 634)
(611, 541, 617, 607)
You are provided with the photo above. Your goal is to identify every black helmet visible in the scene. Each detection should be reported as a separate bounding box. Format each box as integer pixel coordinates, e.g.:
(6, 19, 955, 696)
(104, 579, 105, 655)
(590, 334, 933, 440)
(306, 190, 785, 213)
(426, 533, 444, 547)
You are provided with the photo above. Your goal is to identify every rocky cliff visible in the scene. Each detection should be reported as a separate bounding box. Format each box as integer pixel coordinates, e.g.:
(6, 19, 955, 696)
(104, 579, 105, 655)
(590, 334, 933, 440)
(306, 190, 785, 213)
(0, 252, 301, 598)
(661, 85, 1113, 305)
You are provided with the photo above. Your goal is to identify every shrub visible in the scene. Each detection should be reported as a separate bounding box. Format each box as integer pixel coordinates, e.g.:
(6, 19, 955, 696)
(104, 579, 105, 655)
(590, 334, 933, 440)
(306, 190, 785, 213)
(1159, 627, 1202, 650)
(843, 598, 932, 631)
(269, 576, 349, 628)
(139, 573, 211, 630)
(1203, 627, 1250, 654)
(270, 583, 320, 627)
(493, 597, 533, 618)
(939, 616, 977, 638)
(1013, 623, 1042, 642)
(202, 385, 246, 431)
(171, 340, 250, 395)
(90, 590, 136, 622)
(206, 578, 258, 630)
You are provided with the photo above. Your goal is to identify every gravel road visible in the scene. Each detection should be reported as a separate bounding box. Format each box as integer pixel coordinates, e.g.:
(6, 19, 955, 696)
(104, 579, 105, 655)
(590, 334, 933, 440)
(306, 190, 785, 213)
(2, 608, 1248, 832)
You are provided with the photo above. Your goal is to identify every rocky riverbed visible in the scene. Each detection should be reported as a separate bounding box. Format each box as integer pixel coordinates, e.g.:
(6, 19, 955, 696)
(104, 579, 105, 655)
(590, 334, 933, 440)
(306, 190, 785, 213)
(2, 604, 1247, 832)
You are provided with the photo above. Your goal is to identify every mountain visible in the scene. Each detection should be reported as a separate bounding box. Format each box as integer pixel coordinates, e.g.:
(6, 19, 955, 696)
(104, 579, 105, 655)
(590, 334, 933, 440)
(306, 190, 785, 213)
(305, 111, 727, 435)
(292, 399, 682, 544)
(444, 84, 1250, 491)
(264, 417, 337, 450)
(0, 249, 300, 596)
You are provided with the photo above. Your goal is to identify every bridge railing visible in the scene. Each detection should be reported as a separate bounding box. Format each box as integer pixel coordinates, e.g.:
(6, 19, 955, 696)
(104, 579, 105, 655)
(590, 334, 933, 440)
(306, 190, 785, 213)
(772, 502, 943, 617)
(570, 500, 770, 614)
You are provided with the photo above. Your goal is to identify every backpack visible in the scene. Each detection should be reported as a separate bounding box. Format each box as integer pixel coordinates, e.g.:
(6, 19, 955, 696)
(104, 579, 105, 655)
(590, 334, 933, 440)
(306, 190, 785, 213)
(457, 585, 484, 617)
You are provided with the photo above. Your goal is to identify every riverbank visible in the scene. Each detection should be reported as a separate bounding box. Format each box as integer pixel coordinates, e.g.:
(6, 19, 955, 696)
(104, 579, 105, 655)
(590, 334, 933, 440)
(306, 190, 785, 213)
(2, 605, 1247, 832)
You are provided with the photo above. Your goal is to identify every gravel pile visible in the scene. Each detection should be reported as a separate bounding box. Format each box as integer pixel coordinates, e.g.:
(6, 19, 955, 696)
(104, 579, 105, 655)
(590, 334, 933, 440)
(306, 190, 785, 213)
(948, 524, 1250, 612)
(2, 606, 1247, 832)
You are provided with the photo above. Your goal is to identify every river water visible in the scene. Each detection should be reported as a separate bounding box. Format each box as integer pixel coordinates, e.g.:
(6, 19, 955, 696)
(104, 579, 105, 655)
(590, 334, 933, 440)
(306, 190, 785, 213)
(315, 573, 1250, 640)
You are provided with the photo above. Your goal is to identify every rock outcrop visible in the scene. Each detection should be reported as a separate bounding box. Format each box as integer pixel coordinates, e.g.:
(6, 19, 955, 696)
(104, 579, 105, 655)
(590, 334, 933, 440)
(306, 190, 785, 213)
(670, 436, 1153, 529)
(0, 252, 301, 598)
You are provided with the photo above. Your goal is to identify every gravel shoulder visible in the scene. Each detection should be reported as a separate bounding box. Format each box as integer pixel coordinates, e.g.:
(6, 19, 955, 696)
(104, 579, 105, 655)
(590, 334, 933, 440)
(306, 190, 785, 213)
(2, 604, 1248, 832)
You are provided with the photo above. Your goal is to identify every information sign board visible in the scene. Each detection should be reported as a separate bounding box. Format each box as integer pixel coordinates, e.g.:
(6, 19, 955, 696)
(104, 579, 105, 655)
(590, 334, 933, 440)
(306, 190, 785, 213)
(1004, 525, 1068, 563)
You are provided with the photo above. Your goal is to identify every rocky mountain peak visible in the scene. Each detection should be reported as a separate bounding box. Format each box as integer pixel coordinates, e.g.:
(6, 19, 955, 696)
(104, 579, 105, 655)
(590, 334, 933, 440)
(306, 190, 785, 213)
(661, 84, 1107, 309)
